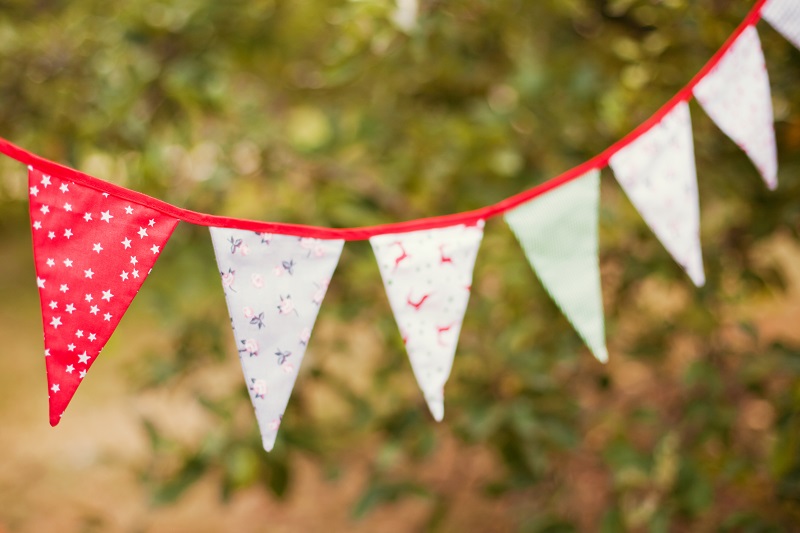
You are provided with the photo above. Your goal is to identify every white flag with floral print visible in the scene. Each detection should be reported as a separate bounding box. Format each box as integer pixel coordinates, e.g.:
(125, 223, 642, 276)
(209, 229, 344, 452)
(762, 0, 800, 51)
(609, 101, 705, 287)
(370, 222, 484, 421)
(693, 25, 777, 189)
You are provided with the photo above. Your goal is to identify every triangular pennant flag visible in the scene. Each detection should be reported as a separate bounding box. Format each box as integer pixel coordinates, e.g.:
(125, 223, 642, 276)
(370, 222, 484, 421)
(27, 166, 179, 425)
(693, 25, 777, 189)
(209, 229, 344, 452)
(609, 101, 705, 286)
(505, 169, 608, 363)
(762, 0, 800, 50)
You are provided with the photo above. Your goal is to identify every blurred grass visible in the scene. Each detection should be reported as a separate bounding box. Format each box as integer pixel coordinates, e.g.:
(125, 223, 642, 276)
(1, 0, 800, 531)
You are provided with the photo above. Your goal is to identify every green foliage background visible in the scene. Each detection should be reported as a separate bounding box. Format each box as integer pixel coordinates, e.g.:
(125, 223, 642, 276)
(1, 0, 800, 530)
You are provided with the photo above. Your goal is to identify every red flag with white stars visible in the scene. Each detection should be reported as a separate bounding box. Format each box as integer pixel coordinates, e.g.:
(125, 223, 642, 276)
(27, 166, 179, 425)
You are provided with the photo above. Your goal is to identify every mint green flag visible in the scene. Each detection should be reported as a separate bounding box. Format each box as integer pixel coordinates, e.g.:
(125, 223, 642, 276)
(505, 169, 608, 363)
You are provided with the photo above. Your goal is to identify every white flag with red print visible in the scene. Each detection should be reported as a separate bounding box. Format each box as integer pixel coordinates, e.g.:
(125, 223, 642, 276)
(370, 222, 484, 421)
(609, 102, 705, 287)
(693, 25, 777, 189)
(209, 229, 344, 452)
(762, 0, 800, 50)
(27, 166, 179, 425)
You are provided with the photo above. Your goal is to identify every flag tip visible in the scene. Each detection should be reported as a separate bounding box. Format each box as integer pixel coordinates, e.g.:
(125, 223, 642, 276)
(427, 399, 444, 422)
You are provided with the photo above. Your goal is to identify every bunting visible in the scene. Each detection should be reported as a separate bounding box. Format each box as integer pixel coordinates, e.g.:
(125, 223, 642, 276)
(2, 0, 796, 451)
(370, 223, 484, 421)
(609, 102, 705, 287)
(762, 0, 800, 50)
(209, 229, 344, 451)
(693, 25, 777, 189)
(27, 166, 179, 425)
(505, 169, 608, 363)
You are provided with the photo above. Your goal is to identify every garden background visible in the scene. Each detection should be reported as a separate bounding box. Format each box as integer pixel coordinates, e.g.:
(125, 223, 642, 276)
(1, 0, 800, 531)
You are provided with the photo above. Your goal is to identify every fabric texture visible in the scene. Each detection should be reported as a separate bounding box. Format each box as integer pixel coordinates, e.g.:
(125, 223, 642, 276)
(27, 166, 179, 425)
(505, 169, 608, 363)
(693, 25, 777, 189)
(209, 229, 344, 451)
(609, 101, 705, 287)
(762, 0, 800, 50)
(370, 222, 484, 421)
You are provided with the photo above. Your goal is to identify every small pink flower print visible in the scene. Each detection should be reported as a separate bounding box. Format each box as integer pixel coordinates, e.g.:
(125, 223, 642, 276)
(243, 306, 254, 319)
(239, 338, 259, 357)
(255, 232, 272, 245)
(299, 237, 316, 250)
(250, 378, 267, 399)
(273, 266, 283, 277)
(299, 327, 311, 346)
(312, 279, 330, 305)
(221, 268, 236, 292)
(268, 418, 281, 431)
(277, 295, 297, 316)
(240, 244, 250, 256)
(251, 273, 264, 288)
(281, 362, 294, 374)
(313, 245, 325, 258)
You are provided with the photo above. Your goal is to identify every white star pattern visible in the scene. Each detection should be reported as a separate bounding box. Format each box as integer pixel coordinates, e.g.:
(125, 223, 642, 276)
(51, 384, 60, 393)
(28, 167, 177, 422)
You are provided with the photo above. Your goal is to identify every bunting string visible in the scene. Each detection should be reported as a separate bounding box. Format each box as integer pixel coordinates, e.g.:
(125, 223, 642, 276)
(3, 0, 798, 451)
